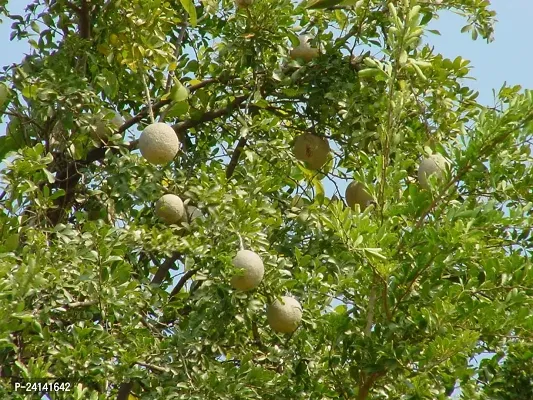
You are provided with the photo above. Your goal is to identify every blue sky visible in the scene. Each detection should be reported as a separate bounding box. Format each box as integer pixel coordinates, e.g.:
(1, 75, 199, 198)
(2, 1, 533, 106)
(428, 1, 533, 105)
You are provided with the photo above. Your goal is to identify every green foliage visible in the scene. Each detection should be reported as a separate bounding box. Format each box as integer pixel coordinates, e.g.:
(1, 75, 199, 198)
(0, 0, 531, 399)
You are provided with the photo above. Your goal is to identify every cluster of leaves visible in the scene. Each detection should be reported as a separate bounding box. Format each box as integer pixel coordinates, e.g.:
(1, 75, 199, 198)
(0, 0, 532, 399)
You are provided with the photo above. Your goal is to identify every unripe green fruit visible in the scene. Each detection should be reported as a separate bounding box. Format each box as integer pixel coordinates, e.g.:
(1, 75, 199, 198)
(139, 123, 180, 165)
(155, 194, 185, 224)
(290, 35, 319, 62)
(267, 296, 302, 333)
(0, 83, 9, 108)
(230, 250, 264, 291)
(417, 153, 449, 190)
(345, 181, 373, 211)
(293, 133, 330, 170)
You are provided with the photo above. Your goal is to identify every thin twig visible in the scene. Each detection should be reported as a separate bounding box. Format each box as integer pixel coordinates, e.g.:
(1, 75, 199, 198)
(391, 252, 438, 316)
(140, 68, 155, 124)
(136, 361, 169, 374)
(64, 300, 98, 309)
(165, 20, 189, 92)
(364, 284, 376, 337)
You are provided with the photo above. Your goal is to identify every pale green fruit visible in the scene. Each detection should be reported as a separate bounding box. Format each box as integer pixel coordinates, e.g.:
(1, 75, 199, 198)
(345, 181, 373, 211)
(0, 83, 8, 108)
(139, 122, 180, 165)
(230, 250, 264, 291)
(290, 35, 319, 62)
(155, 194, 185, 224)
(293, 133, 330, 170)
(417, 153, 449, 190)
(267, 296, 303, 333)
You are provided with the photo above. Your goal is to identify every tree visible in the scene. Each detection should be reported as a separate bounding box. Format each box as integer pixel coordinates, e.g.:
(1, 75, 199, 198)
(0, 0, 532, 399)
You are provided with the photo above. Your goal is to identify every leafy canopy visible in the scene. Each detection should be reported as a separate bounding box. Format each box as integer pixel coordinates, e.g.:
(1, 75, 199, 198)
(0, 0, 532, 399)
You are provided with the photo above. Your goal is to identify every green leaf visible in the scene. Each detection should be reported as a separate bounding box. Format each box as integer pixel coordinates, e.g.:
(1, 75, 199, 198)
(43, 168, 56, 183)
(420, 12, 433, 26)
(0, 135, 20, 161)
(305, 0, 342, 9)
(30, 21, 40, 33)
(399, 50, 408, 65)
(4, 234, 20, 252)
(22, 84, 38, 100)
(166, 101, 189, 118)
(358, 68, 380, 78)
(363, 248, 387, 260)
(180, 0, 197, 26)
(13, 312, 35, 322)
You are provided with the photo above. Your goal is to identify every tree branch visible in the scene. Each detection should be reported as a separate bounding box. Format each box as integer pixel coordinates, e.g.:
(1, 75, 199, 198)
(171, 94, 248, 133)
(151, 252, 180, 285)
(169, 268, 198, 299)
(225, 137, 247, 179)
(357, 371, 385, 400)
(251, 320, 267, 352)
(135, 361, 169, 374)
(78, 0, 90, 39)
(116, 382, 133, 400)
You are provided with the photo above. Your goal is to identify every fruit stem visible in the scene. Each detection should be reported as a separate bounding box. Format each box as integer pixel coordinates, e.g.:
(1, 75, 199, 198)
(237, 233, 245, 251)
(139, 63, 155, 124)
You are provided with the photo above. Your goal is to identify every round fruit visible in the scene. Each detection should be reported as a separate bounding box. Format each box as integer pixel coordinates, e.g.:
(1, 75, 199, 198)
(235, 0, 253, 8)
(139, 122, 180, 165)
(293, 133, 330, 170)
(345, 181, 373, 211)
(417, 153, 449, 190)
(290, 35, 319, 62)
(230, 250, 264, 291)
(155, 194, 185, 224)
(267, 296, 303, 334)
(0, 83, 9, 108)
